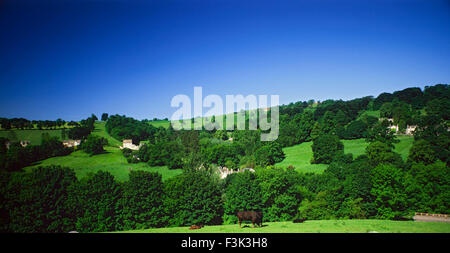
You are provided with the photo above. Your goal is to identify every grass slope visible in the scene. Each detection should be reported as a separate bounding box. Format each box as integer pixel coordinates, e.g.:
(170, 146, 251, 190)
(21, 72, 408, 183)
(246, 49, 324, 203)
(0, 129, 62, 145)
(357, 110, 380, 120)
(275, 142, 328, 174)
(275, 136, 413, 174)
(148, 120, 171, 129)
(25, 122, 182, 182)
(117, 220, 450, 233)
(91, 121, 122, 147)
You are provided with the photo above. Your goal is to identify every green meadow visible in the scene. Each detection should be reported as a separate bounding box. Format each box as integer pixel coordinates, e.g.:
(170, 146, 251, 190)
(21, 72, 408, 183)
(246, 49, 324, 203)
(275, 136, 414, 174)
(148, 119, 171, 129)
(275, 142, 328, 173)
(116, 220, 450, 233)
(91, 121, 122, 147)
(0, 129, 63, 145)
(24, 121, 182, 182)
(357, 110, 380, 119)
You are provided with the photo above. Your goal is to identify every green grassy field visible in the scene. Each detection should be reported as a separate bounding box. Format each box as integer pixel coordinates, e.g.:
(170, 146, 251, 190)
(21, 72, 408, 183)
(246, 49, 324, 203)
(24, 121, 182, 182)
(148, 120, 171, 129)
(0, 129, 63, 145)
(275, 136, 414, 174)
(357, 110, 380, 119)
(91, 121, 122, 147)
(275, 142, 328, 173)
(116, 220, 450, 233)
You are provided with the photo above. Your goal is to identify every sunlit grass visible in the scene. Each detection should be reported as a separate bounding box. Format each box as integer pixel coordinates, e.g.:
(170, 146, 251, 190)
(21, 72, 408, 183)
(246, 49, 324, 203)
(115, 220, 450, 233)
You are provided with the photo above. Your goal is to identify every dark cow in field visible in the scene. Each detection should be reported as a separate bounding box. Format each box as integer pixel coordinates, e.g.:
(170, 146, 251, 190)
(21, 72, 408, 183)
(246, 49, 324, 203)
(189, 224, 203, 230)
(292, 218, 306, 223)
(237, 211, 263, 228)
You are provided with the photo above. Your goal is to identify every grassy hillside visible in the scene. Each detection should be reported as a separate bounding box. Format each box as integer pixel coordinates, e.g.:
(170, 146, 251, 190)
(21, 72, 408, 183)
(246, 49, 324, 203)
(275, 142, 328, 174)
(116, 220, 450, 233)
(92, 121, 122, 147)
(357, 110, 380, 119)
(0, 129, 62, 145)
(148, 119, 171, 129)
(275, 136, 414, 174)
(24, 122, 182, 181)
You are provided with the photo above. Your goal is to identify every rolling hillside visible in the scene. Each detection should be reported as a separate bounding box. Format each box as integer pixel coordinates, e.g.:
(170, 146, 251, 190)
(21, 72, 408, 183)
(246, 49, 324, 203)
(24, 121, 182, 181)
(275, 136, 414, 174)
(0, 129, 63, 145)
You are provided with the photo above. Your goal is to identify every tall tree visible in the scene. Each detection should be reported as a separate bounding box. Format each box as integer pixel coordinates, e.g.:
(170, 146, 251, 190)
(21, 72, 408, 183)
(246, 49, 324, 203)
(121, 171, 166, 229)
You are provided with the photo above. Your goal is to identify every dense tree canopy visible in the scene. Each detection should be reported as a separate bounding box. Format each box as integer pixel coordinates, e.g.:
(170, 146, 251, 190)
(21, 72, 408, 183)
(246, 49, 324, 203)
(311, 134, 344, 164)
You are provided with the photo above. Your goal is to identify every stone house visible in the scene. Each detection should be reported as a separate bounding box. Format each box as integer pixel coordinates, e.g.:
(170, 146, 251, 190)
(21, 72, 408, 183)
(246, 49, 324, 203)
(120, 139, 143, 150)
(62, 139, 81, 148)
(218, 166, 255, 179)
(20, 140, 30, 147)
(381, 118, 416, 136)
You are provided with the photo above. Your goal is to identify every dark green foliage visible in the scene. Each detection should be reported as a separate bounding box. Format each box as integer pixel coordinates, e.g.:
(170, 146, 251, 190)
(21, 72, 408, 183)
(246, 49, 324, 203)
(408, 161, 450, 214)
(167, 154, 183, 170)
(67, 127, 92, 140)
(407, 139, 437, 165)
(2, 143, 31, 171)
(122, 148, 139, 163)
(69, 171, 122, 232)
(121, 171, 166, 229)
(101, 113, 109, 121)
(340, 120, 368, 139)
(311, 134, 344, 164)
(223, 171, 263, 224)
(380, 101, 416, 130)
(4, 166, 77, 232)
(164, 169, 223, 226)
(392, 87, 424, 109)
(40, 133, 68, 157)
(81, 135, 108, 155)
(106, 114, 158, 144)
(414, 100, 450, 164)
(366, 141, 403, 167)
(145, 142, 175, 166)
(256, 167, 304, 221)
(254, 142, 285, 166)
(366, 120, 399, 148)
(370, 164, 408, 219)
(214, 130, 228, 140)
(204, 142, 239, 167)
(320, 111, 337, 135)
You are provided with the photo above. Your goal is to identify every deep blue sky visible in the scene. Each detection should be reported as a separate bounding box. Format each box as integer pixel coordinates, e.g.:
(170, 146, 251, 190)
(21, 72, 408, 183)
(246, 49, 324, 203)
(0, 0, 449, 121)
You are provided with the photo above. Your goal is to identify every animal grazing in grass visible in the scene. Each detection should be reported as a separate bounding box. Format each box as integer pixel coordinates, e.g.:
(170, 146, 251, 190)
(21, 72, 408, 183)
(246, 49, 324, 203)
(293, 218, 306, 223)
(189, 224, 203, 230)
(237, 211, 263, 228)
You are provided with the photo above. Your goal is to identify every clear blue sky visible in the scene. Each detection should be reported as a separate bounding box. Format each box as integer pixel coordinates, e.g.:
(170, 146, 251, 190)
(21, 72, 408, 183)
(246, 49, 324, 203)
(0, 0, 449, 121)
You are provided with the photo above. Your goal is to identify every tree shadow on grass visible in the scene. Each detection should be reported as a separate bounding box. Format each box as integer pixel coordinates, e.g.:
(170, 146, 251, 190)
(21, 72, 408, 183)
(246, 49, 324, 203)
(88, 150, 112, 156)
(240, 224, 268, 228)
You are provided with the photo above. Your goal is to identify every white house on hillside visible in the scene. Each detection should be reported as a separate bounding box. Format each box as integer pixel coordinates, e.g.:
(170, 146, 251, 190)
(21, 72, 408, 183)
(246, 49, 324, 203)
(381, 118, 417, 136)
(120, 139, 143, 150)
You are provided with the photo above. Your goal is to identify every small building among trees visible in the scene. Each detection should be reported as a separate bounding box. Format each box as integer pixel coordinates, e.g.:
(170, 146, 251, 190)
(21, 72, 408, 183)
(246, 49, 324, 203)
(62, 139, 81, 148)
(19, 140, 30, 147)
(120, 139, 142, 150)
(381, 118, 417, 136)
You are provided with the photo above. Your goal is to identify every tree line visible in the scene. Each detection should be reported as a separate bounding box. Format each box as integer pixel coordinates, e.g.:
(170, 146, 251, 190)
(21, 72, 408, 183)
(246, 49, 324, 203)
(276, 84, 449, 147)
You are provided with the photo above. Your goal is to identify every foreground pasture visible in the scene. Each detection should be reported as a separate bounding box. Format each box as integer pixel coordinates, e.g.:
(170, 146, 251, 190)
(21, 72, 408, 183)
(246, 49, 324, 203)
(116, 220, 450, 233)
